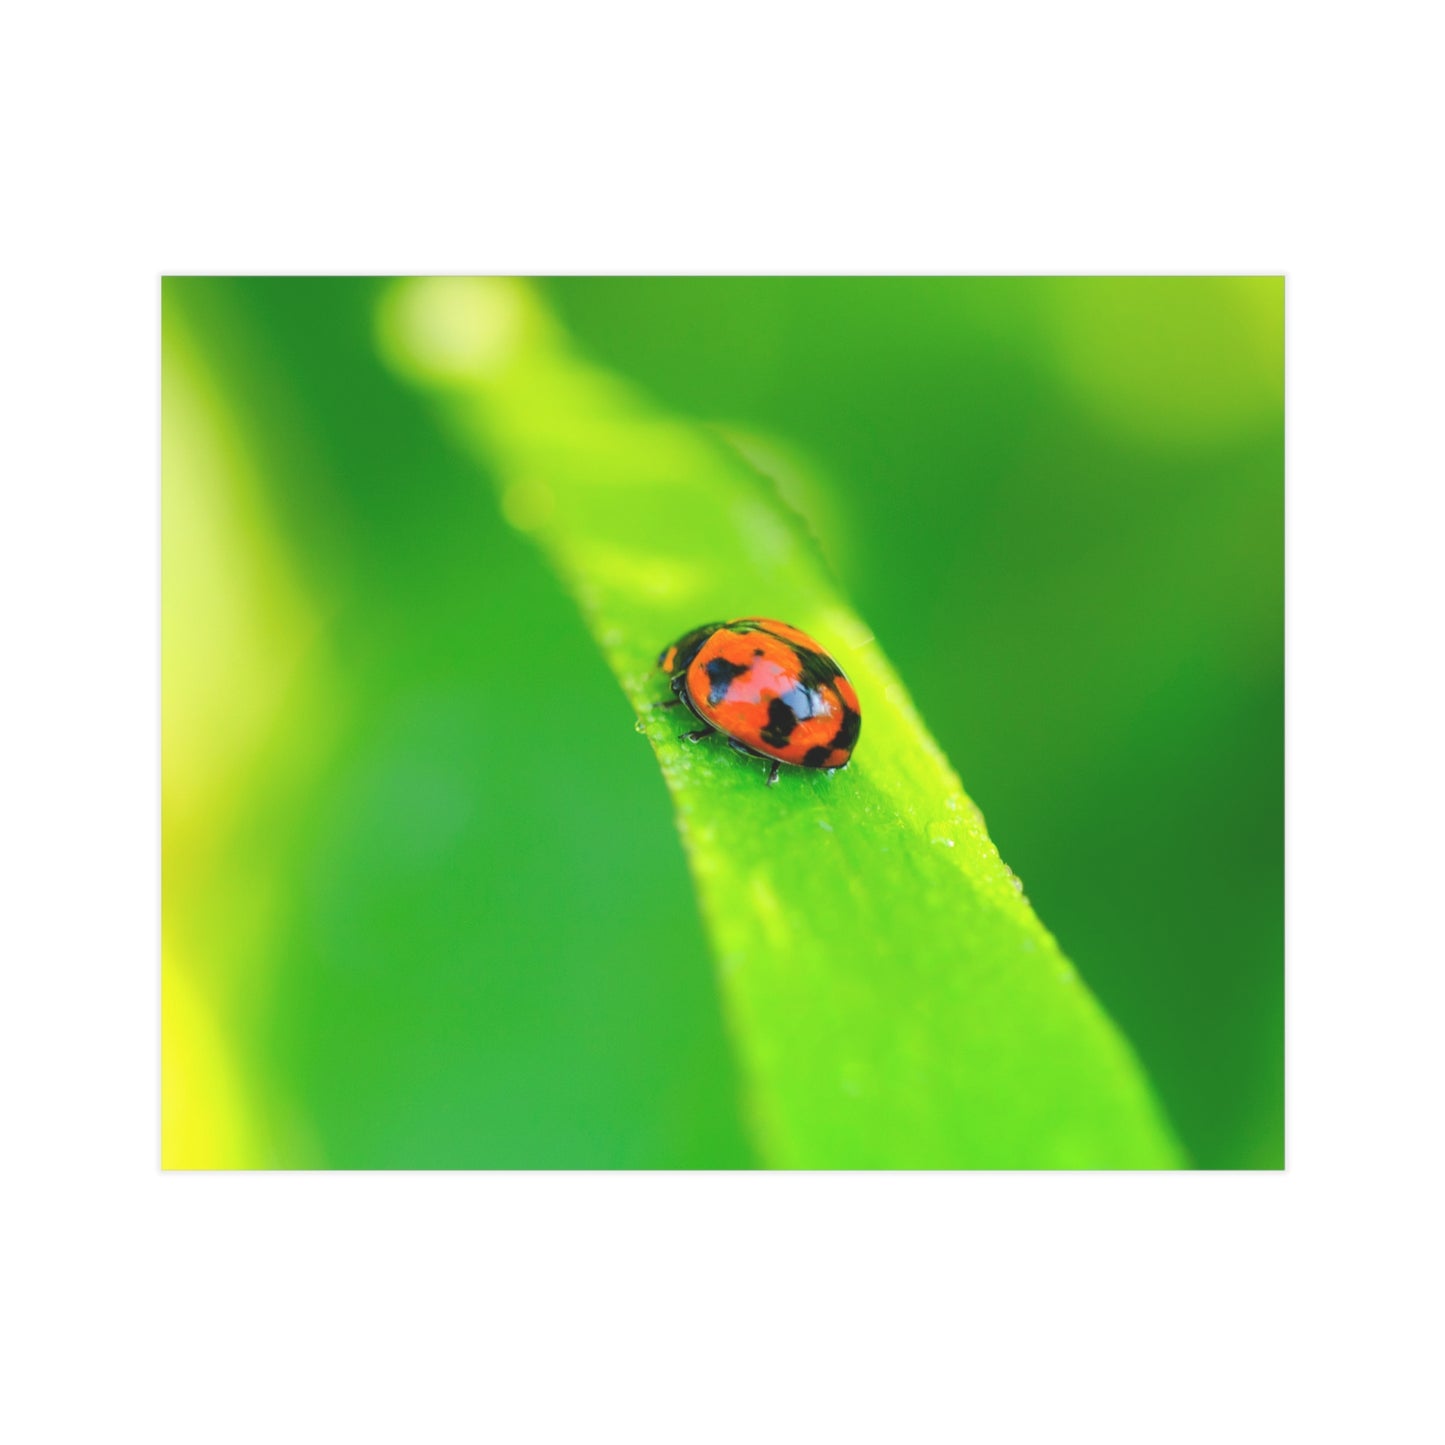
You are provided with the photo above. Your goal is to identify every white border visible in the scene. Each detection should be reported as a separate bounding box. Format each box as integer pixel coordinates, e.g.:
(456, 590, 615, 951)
(6, 4, 1441, 1439)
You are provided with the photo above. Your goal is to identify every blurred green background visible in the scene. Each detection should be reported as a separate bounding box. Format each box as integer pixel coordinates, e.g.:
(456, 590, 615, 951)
(162, 277, 1282, 1170)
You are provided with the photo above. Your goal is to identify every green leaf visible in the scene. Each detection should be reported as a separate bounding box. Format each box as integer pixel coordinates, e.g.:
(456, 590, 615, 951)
(379, 279, 1185, 1169)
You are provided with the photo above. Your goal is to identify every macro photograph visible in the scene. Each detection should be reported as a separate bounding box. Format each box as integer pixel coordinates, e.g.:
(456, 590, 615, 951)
(161, 275, 1284, 1171)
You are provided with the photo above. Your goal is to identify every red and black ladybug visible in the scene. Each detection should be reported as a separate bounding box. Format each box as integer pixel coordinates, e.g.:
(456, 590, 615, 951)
(656, 617, 861, 786)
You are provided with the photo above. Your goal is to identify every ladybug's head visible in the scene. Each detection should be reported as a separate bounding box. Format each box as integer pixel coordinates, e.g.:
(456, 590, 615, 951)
(658, 621, 724, 677)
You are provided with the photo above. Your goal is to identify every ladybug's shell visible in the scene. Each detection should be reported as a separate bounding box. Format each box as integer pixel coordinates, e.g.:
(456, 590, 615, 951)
(684, 618, 861, 770)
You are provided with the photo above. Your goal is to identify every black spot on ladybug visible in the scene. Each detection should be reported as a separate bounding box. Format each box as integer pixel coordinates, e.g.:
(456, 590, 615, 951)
(830, 705, 862, 755)
(760, 696, 800, 748)
(791, 646, 838, 688)
(661, 622, 725, 677)
(753, 648, 764, 656)
(705, 656, 750, 704)
(802, 745, 832, 768)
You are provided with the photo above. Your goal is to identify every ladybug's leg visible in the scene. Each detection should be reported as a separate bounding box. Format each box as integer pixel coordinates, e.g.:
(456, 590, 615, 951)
(680, 726, 716, 743)
(723, 737, 781, 785)
(651, 698, 682, 709)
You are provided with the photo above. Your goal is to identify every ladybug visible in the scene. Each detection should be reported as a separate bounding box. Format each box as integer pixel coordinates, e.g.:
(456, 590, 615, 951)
(655, 617, 861, 786)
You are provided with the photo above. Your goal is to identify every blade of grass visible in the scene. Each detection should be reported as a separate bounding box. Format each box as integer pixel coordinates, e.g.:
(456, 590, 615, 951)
(378, 278, 1185, 1169)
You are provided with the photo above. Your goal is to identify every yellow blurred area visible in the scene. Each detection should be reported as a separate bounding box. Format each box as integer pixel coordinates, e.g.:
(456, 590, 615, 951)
(161, 949, 257, 1169)
(374, 275, 554, 386)
(1049, 277, 1283, 445)
(162, 299, 330, 1168)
